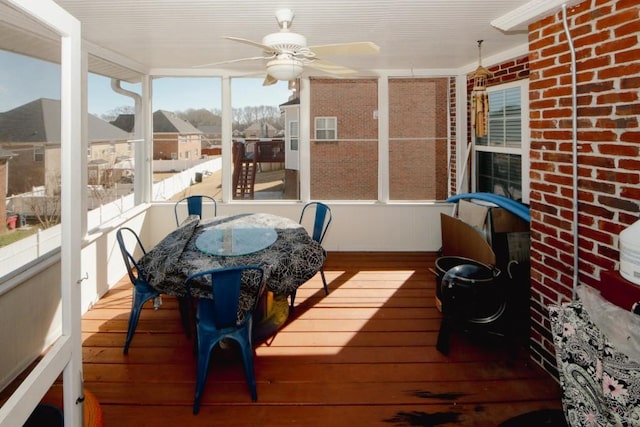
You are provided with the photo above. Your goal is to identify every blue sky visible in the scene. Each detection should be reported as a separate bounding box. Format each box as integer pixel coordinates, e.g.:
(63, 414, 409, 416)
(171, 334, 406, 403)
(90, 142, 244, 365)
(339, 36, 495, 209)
(0, 50, 291, 116)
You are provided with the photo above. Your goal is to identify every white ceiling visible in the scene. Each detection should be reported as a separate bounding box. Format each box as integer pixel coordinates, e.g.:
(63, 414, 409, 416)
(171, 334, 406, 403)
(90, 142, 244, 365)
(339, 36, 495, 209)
(3, 1, 569, 80)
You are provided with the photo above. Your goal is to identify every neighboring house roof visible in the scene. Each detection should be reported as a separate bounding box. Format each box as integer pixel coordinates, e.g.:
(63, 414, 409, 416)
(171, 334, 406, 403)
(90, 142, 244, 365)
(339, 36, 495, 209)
(0, 98, 130, 144)
(243, 121, 278, 136)
(279, 97, 300, 107)
(153, 110, 202, 134)
(0, 148, 14, 160)
(110, 114, 135, 133)
(198, 124, 221, 135)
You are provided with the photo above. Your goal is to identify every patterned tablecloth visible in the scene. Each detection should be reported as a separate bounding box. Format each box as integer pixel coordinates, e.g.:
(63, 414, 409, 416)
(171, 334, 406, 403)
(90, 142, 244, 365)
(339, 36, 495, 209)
(137, 213, 326, 308)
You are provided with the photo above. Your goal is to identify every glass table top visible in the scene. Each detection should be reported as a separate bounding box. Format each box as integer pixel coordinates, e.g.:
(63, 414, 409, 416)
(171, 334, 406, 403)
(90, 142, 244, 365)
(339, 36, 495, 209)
(195, 224, 278, 257)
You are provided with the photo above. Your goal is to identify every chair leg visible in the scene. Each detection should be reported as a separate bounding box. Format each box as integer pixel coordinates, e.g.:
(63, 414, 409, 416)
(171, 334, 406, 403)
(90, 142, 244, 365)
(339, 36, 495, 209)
(238, 325, 258, 402)
(124, 289, 156, 354)
(178, 296, 192, 339)
(320, 267, 329, 295)
(193, 334, 215, 414)
(289, 290, 296, 310)
(290, 267, 328, 311)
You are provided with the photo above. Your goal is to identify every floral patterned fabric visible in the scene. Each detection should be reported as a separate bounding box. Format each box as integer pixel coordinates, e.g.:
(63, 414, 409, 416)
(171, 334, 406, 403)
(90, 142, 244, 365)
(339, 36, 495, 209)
(549, 302, 640, 426)
(137, 213, 326, 308)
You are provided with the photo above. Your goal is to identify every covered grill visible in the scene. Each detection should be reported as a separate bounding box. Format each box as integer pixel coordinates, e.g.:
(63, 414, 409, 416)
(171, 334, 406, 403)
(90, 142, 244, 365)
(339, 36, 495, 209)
(435, 258, 508, 355)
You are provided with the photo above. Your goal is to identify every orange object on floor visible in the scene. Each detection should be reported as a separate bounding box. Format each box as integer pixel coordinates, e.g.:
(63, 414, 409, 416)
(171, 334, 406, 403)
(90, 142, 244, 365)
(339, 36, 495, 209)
(83, 389, 103, 427)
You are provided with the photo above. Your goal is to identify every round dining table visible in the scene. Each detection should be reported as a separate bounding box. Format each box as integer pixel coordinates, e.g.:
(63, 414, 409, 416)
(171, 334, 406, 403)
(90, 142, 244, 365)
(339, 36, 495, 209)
(137, 212, 326, 341)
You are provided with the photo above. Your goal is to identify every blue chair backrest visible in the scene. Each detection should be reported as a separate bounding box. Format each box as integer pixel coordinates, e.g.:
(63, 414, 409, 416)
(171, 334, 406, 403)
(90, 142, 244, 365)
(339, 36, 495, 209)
(175, 195, 217, 226)
(185, 266, 264, 329)
(116, 227, 148, 286)
(300, 202, 332, 244)
(173, 194, 218, 226)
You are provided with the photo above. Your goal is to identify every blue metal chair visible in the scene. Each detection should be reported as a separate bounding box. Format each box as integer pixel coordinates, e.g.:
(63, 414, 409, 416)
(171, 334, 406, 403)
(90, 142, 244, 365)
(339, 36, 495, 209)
(174, 195, 217, 226)
(290, 202, 332, 309)
(186, 266, 266, 414)
(116, 227, 191, 354)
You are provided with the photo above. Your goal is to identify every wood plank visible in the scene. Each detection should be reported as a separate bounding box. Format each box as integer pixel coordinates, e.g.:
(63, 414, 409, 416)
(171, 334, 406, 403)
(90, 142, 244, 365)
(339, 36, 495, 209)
(40, 251, 564, 427)
(98, 401, 563, 427)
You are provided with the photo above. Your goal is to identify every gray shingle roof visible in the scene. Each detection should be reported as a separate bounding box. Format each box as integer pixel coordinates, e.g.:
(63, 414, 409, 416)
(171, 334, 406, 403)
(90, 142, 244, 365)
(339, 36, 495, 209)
(0, 98, 130, 143)
(153, 110, 202, 134)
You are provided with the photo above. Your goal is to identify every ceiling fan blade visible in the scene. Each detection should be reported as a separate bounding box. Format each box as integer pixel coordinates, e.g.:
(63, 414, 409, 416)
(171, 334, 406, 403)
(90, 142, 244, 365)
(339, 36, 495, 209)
(306, 59, 359, 75)
(308, 42, 380, 57)
(262, 74, 278, 86)
(224, 36, 275, 53)
(193, 56, 270, 68)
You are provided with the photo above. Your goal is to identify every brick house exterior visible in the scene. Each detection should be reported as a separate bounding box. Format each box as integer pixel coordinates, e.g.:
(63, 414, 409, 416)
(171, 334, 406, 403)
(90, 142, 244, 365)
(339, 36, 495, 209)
(528, 0, 639, 376)
(310, 78, 379, 199)
(152, 110, 203, 161)
(309, 78, 449, 200)
(0, 98, 131, 195)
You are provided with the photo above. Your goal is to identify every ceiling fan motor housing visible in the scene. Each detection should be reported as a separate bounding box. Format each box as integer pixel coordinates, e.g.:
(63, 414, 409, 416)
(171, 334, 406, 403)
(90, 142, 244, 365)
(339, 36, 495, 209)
(262, 32, 307, 54)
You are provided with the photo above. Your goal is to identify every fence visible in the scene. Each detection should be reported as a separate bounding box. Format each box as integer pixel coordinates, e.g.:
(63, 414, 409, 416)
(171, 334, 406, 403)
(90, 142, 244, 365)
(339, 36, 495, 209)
(0, 157, 222, 278)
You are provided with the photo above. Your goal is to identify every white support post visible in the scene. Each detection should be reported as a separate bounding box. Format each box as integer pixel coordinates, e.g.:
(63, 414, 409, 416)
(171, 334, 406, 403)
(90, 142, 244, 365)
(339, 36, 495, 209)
(221, 77, 232, 202)
(299, 77, 310, 202)
(377, 76, 389, 203)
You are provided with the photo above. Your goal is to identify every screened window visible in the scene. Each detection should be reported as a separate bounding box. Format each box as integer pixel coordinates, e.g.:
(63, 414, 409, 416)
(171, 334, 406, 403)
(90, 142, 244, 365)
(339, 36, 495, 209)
(474, 80, 529, 203)
(309, 79, 378, 200)
(314, 117, 337, 140)
(388, 78, 449, 201)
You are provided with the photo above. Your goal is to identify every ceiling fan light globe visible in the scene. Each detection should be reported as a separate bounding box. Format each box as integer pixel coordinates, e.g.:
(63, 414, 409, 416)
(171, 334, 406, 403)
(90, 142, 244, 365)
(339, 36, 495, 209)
(267, 58, 304, 81)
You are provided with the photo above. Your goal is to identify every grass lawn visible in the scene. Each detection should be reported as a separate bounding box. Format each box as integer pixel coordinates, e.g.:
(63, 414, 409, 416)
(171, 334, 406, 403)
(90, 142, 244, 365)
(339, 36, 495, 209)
(0, 227, 39, 247)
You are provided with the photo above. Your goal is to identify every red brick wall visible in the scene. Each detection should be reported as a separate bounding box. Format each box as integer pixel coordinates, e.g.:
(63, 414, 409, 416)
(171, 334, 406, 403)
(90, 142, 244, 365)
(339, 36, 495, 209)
(389, 78, 449, 200)
(310, 79, 378, 200)
(528, 0, 640, 375)
(153, 133, 201, 160)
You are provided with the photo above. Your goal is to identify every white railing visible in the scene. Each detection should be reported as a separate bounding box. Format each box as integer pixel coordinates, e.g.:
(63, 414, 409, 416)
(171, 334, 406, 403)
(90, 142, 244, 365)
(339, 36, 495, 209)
(152, 157, 221, 200)
(0, 157, 222, 279)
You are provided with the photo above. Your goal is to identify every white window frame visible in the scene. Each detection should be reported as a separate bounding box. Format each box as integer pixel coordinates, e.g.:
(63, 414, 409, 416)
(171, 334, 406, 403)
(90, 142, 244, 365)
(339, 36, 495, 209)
(314, 116, 337, 141)
(33, 146, 44, 162)
(472, 79, 530, 203)
(289, 120, 299, 151)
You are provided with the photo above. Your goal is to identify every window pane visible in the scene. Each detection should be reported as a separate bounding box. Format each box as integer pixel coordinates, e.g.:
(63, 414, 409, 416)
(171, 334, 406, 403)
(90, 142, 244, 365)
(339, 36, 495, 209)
(505, 88, 521, 116)
(485, 86, 522, 149)
(0, 15, 62, 259)
(87, 69, 140, 215)
(289, 121, 299, 151)
(476, 151, 523, 201)
(310, 79, 378, 200)
(147, 77, 223, 201)
(388, 78, 450, 200)
(505, 119, 521, 147)
(231, 78, 293, 200)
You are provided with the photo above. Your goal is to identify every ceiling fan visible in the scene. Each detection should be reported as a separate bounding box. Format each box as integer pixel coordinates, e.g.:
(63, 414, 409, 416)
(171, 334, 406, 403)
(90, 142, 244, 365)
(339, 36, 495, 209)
(199, 9, 380, 86)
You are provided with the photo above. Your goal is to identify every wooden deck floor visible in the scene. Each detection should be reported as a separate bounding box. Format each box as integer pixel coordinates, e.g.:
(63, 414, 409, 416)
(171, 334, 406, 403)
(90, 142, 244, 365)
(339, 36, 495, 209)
(47, 252, 563, 426)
